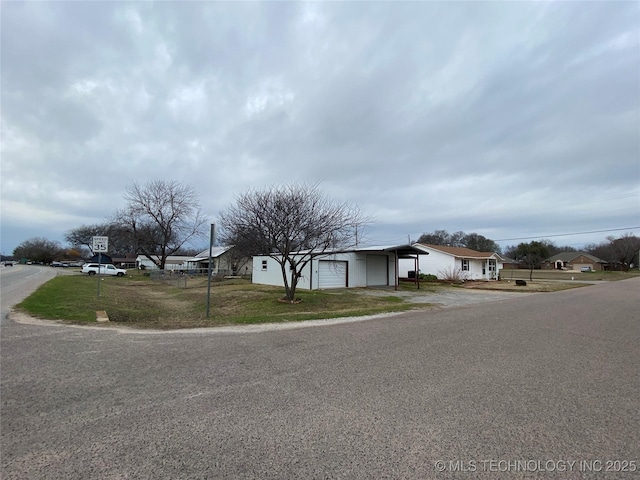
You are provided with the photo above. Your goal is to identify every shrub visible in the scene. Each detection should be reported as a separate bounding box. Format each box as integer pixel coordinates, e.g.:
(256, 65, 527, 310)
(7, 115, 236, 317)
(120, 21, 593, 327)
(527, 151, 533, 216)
(438, 267, 469, 283)
(418, 273, 438, 282)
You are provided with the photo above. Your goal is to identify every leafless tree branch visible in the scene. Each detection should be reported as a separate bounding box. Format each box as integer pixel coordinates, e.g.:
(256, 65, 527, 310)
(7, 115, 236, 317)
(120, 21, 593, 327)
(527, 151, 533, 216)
(219, 183, 369, 301)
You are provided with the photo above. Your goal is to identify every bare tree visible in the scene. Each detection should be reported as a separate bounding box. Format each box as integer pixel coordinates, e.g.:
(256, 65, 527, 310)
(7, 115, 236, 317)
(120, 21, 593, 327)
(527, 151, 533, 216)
(114, 180, 207, 269)
(65, 224, 102, 252)
(607, 234, 640, 270)
(449, 231, 466, 247)
(65, 223, 135, 257)
(219, 183, 368, 302)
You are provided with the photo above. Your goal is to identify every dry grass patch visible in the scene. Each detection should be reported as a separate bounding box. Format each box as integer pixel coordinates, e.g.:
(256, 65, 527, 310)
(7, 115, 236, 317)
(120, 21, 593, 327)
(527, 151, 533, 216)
(461, 280, 586, 292)
(18, 275, 423, 329)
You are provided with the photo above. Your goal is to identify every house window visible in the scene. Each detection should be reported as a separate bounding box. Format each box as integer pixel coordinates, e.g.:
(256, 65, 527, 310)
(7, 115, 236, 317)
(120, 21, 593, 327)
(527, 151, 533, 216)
(461, 259, 469, 271)
(261, 260, 268, 271)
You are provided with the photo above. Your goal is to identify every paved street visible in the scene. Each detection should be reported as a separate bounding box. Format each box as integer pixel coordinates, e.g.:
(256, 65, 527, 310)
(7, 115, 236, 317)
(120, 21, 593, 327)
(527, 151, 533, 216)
(1, 269, 639, 479)
(0, 265, 60, 326)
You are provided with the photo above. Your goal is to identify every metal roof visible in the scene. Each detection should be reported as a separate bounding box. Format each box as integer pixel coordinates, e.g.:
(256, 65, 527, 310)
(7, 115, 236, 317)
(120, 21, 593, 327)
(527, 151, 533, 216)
(187, 245, 234, 262)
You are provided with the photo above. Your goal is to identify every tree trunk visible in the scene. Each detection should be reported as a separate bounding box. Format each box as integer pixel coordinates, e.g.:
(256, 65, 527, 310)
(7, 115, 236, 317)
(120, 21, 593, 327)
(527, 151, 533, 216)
(288, 281, 298, 302)
(279, 262, 300, 302)
(286, 269, 299, 302)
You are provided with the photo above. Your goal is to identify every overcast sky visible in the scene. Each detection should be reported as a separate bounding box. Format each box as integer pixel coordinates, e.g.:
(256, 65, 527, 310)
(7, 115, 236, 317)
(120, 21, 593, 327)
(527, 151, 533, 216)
(1, 1, 639, 255)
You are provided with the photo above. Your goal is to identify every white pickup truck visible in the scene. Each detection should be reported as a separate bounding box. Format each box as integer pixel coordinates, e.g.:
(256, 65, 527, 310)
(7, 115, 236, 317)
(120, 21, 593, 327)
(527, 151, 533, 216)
(81, 263, 127, 277)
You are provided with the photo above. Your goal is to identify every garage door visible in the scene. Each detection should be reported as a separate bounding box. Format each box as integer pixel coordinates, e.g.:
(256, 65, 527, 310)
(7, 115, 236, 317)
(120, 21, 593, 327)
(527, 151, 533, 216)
(366, 255, 388, 286)
(573, 263, 592, 271)
(318, 261, 347, 289)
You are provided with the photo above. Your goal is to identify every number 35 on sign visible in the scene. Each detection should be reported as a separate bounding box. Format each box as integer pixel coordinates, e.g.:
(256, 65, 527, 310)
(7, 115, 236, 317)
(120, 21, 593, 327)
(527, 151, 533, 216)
(92, 236, 109, 252)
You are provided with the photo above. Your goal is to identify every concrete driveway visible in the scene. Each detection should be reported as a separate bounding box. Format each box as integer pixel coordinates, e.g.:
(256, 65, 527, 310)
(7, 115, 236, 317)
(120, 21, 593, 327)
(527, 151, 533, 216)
(352, 285, 535, 308)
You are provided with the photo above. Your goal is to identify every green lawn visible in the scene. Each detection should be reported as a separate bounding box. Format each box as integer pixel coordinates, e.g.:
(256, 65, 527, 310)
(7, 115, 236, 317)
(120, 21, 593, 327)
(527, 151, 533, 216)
(17, 274, 428, 329)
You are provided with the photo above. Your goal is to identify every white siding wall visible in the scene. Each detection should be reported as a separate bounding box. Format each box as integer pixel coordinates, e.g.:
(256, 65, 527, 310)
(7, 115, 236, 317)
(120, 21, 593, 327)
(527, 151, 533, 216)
(165, 264, 186, 271)
(366, 255, 388, 286)
(252, 252, 397, 290)
(352, 253, 396, 287)
(399, 251, 501, 280)
(421, 251, 456, 278)
(252, 256, 312, 289)
(398, 256, 431, 277)
(184, 254, 252, 275)
(136, 256, 192, 271)
(353, 257, 367, 287)
(388, 255, 397, 286)
(251, 256, 278, 287)
(137, 257, 159, 270)
(235, 258, 253, 276)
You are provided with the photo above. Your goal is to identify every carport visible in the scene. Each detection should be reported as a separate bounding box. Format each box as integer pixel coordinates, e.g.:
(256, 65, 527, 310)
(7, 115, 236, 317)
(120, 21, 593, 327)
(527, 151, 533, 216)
(359, 244, 430, 290)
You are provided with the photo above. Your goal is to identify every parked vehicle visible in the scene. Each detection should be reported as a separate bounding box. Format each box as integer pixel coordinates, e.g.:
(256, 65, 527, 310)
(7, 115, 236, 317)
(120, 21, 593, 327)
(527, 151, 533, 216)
(51, 261, 69, 267)
(580, 266, 592, 272)
(81, 263, 127, 277)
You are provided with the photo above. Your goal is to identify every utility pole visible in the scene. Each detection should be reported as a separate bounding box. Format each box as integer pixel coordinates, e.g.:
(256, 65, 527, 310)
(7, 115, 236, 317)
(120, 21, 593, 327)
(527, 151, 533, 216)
(206, 223, 216, 318)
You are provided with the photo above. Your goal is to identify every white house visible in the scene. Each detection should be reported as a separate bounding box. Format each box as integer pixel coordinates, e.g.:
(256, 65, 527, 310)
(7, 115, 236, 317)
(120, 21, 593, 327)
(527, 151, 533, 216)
(252, 244, 428, 290)
(184, 246, 252, 276)
(135, 255, 193, 271)
(135, 247, 252, 276)
(398, 244, 504, 281)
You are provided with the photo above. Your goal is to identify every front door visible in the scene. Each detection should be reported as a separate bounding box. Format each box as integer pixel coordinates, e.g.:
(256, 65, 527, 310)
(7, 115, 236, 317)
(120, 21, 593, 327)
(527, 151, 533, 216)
(488, 259, 496, 279)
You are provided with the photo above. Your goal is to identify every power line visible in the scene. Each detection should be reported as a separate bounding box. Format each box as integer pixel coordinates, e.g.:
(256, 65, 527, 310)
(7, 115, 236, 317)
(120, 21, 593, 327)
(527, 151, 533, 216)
(494, 227, 640, 242)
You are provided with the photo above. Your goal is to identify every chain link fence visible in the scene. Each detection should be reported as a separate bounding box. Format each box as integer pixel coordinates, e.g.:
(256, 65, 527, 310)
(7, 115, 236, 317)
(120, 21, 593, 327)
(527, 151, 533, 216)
(147, 269, 251, 288)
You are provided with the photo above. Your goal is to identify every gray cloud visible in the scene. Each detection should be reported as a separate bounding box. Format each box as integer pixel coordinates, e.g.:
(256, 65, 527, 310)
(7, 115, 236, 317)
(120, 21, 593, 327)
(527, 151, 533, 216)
(1, 1, 638, 254)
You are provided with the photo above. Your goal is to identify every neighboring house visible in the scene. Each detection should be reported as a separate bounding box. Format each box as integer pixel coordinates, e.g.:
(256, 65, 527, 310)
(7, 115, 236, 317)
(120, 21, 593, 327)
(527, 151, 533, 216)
(88, 253, 113, 264)
(496, 254, 519, 270)
(111, 253, 138, 269)
(184, 246, 252, 276)
(399, 244, 503, 280)
(135, 255, 194, 271)
(90, 253, 138, 268)
(542, 252, 607, 271)
(252, 244, 428, 290)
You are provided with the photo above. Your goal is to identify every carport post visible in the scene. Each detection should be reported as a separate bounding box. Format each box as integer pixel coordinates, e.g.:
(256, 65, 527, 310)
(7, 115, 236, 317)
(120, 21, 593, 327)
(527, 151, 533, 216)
(393, 249, 398, 290)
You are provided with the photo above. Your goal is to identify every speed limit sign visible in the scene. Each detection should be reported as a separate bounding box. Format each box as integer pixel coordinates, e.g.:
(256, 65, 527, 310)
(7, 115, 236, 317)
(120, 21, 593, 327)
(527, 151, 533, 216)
(92, 236, 109, 253)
